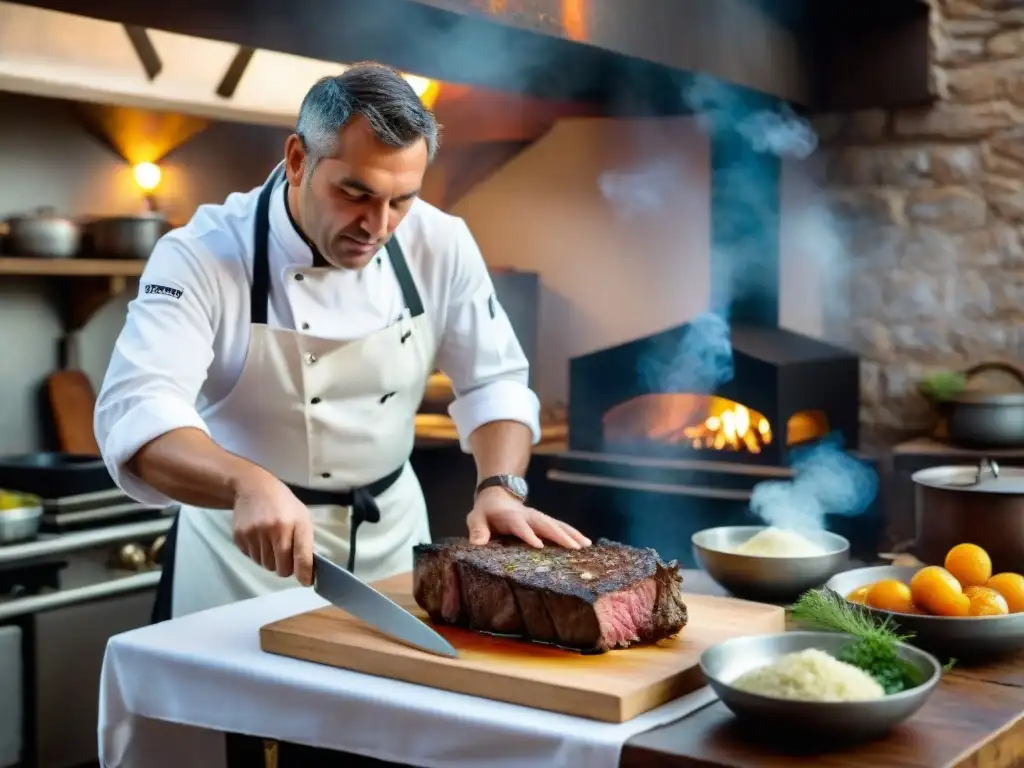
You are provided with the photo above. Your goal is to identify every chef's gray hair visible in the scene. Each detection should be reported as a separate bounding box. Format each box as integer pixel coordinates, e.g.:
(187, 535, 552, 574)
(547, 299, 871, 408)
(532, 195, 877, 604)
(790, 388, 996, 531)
(296, 63, 440, 173)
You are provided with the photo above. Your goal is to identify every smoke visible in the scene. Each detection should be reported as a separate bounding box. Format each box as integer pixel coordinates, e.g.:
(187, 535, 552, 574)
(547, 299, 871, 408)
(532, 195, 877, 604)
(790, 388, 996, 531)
(736, 109, 818, 160)
(594, 74, 878, 530)
(320, 4, 574, 118)
(683, 75, 819, 160)
(598, 165, 684, 220)
(640, 311, 733, 393)
(606, 75, 825, 395)
(749, 436, 879, 532)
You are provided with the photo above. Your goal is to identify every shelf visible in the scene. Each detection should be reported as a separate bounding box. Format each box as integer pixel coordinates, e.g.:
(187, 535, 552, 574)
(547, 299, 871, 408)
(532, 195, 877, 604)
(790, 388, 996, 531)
(0, 256, 148, 332)
(0, 256, 147, 277)
(0, 516, 174, 565)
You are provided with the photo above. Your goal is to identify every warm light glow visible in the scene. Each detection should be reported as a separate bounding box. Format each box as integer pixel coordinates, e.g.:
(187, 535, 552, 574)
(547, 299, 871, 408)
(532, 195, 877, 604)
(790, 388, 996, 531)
(601, 394, 830, 454)
(403, 74, 431, 97)
(682, 400, 773, 454)
(561, 0, 587, 41)
(133, 162, 161, 191)
(403, 74, 440, 109)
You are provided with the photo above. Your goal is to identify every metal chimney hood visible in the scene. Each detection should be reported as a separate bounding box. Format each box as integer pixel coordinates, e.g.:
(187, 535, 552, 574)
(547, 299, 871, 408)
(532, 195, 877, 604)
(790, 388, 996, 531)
(4, 0, 932, 112)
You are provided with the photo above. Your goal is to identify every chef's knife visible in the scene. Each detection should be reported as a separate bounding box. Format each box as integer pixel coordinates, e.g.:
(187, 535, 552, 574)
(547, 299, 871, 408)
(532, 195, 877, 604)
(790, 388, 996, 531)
(312, 552, 458, 658)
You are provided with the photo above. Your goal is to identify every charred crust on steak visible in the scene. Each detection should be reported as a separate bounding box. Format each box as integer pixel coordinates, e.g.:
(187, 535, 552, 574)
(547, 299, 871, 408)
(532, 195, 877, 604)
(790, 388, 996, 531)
(413, 537, 676, 602)
(411, 537, 689, 652)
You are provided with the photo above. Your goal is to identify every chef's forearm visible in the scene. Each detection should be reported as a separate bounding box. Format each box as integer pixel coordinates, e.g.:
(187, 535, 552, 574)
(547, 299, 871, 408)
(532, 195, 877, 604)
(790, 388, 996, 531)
(467, 420, 532, 483)
(128, 427, 275, 509)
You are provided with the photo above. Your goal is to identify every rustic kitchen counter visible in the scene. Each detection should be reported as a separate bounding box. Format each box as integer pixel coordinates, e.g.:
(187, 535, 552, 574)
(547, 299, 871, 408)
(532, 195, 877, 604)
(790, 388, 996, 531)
(621, 572, 1024, 768)
(97, 567, 1024, 768)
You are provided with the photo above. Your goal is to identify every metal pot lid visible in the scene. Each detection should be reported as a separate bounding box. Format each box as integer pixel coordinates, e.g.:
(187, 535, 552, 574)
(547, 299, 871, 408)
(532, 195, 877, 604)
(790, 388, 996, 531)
(952, 390, 1024, 405)
(912, 459, 1024, 493)
(7, 206, 73, 223)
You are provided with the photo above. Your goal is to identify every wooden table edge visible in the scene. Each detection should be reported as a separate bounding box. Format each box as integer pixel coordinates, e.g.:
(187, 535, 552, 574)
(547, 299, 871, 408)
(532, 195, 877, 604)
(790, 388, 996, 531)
(945, 706, 1024, 768)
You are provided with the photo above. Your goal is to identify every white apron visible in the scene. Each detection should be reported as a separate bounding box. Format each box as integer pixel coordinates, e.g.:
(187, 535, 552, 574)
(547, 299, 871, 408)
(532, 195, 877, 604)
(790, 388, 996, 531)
(165, 163, 436, 619)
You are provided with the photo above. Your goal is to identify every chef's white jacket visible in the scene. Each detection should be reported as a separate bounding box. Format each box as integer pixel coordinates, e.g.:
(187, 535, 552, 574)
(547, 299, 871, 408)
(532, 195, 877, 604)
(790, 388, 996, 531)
(93, 182, 541, 506)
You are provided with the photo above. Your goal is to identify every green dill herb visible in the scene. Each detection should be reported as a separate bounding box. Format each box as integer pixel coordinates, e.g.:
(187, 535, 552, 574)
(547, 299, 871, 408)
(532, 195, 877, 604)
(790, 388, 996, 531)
(788, 588, 952, 694)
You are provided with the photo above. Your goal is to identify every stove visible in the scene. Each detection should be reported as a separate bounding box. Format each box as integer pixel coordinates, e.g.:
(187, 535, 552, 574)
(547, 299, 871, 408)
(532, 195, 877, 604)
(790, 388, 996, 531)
(38, 488, 170, 534)
(0, 556, 67, 599)
(568, 321, 860, 467)
(0, 451, 172, 535)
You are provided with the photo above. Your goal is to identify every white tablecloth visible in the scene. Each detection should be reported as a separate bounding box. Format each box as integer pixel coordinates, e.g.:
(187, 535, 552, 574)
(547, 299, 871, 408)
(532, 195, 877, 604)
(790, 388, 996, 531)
(98, 588, 717, 768)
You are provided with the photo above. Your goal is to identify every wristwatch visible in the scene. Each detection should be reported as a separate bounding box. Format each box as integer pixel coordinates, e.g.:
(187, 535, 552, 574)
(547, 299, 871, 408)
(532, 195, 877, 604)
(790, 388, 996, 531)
(476, 474, 529, 503)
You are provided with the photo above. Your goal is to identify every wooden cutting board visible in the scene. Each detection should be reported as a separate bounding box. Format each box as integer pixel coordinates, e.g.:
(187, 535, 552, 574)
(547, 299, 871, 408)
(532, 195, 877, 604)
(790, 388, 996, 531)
(260, 572, 786, 723)
(45, 369, 100, 455)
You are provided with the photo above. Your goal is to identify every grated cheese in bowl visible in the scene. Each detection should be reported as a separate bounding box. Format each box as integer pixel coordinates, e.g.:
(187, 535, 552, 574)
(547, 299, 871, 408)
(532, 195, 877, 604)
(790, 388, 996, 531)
(731, 648, 885, 702)
(732, 527, 826, 557)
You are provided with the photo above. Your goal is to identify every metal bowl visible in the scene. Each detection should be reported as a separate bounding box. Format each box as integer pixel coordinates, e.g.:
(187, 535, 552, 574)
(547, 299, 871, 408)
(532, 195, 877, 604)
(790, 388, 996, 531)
(827, 565, 1024, 660)
(692, 526, 851, 603)
(0, 503, 43, 544)
(700, 631, 942, 744)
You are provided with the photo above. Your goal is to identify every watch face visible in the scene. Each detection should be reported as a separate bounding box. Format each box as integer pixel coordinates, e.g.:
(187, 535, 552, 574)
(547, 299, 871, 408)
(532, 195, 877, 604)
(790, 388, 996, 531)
(505, 475, 528, 498)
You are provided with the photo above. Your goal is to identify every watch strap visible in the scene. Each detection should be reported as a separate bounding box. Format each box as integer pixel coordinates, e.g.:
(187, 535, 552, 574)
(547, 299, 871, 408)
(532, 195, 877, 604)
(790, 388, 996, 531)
(475, 474, 527, 501)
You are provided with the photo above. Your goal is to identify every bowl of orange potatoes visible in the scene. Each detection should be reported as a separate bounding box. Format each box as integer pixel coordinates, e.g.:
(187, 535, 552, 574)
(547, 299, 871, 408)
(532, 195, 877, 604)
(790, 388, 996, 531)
(825, 543, 1024, 660)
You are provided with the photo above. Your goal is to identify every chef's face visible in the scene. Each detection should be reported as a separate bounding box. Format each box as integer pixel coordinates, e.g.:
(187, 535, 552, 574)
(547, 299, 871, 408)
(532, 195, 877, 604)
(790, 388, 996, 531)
(284, 116, 429, 270)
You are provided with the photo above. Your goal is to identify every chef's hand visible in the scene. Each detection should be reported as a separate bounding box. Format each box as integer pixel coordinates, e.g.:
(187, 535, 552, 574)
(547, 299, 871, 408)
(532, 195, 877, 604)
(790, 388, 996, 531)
(232, 472, 315, 586)
(466, 487, 591, 550)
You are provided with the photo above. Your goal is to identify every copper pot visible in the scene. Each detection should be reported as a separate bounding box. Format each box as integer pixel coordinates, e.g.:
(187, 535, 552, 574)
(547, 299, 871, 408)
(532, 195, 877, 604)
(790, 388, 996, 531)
(910, 459, 1024, 573)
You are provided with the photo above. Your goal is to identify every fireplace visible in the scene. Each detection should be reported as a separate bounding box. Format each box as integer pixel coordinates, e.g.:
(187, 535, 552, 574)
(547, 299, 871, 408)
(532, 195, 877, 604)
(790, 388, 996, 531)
(551, 320, 877, 567)
(541, 92, 882, 569)
(568, 322, 860, 466)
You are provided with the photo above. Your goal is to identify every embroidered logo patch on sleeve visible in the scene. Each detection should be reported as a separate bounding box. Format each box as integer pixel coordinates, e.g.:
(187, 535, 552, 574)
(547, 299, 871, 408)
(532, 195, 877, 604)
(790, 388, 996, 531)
(144, 283, 184, 299)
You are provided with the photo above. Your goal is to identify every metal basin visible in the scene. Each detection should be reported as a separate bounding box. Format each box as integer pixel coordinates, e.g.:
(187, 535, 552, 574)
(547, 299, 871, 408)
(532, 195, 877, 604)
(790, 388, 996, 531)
(0, 502, 42, 545)
(700, 631, 942, 745)
(827, 565, 1024, 660)
(692, 526, 850, 603)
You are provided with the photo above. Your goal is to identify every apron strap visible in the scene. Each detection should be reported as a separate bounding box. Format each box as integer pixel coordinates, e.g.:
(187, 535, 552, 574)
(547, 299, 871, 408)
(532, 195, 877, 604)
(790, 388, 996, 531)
(249, 163, 284, 326)
(287, 464, 405, 572)
(347, 487, 379, 573)
(150, 512, 181, 624)
(385, 236, 425, 318)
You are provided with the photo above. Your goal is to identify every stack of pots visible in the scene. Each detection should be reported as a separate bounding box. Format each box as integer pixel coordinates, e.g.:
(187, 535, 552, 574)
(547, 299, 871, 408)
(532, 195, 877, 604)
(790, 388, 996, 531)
(2, 208, 171, 260)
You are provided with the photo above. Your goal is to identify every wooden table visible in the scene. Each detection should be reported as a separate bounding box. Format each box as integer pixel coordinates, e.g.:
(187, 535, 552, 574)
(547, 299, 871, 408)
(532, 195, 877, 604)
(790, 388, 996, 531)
(621, 572, 1024, 768)
(221, 569, 1023, 768)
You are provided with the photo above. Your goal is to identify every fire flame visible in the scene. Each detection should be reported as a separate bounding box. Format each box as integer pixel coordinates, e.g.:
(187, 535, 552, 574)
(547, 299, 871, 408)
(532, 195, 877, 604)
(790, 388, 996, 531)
(682, 401, 772, 454)
(601, 394, 828, 454)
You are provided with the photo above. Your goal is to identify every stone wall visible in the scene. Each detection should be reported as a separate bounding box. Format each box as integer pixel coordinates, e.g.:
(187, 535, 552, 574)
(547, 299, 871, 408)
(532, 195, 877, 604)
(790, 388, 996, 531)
(812, 0, 1024, 433)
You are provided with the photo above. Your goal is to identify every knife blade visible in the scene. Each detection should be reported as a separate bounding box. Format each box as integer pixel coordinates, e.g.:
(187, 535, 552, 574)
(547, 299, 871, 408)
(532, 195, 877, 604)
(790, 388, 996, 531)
(312, 552, 458, 658)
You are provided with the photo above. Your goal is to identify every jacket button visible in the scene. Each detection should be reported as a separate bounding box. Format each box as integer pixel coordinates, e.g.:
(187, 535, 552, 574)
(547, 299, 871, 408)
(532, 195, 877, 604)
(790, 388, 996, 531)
(301, 322, 310, 330)
(321, 472, 331, 479)
(306, 353, 317, 364)
(310, 397, 321, 404)
(295, 273, 305, 281)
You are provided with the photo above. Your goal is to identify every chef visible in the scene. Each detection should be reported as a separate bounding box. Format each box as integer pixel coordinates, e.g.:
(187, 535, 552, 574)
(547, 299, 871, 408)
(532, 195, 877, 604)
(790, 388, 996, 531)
(93, 62, 590, 623)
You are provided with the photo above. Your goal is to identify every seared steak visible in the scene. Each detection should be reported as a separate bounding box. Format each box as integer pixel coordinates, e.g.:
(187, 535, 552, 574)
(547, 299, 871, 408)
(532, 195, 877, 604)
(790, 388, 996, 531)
(412, 537, 688, 652)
